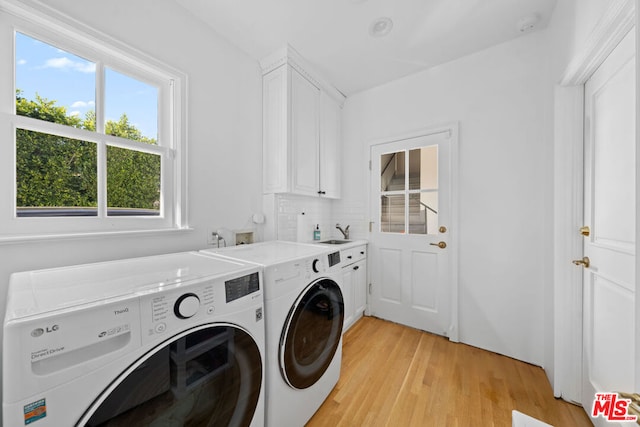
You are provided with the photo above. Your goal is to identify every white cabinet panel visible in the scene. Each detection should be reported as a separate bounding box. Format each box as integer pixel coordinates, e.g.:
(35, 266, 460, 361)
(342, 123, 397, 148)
(262, 57, 343, 198)
(342, 266, 355, 329)
(262, 67, 288, 194)
(319, 91, 341, 199)
(352, 259, 367, 319)
(291, 69, 320, 196)
(342, 245, 367, 332)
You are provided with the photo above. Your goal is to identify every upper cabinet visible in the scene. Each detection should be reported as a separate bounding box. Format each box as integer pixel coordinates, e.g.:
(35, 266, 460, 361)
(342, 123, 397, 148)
(261, 46, 345, 199)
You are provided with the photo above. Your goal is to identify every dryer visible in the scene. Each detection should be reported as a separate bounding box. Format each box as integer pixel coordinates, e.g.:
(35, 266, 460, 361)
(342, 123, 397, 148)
(3, 252, 265, 426)
(200, 241, 344, 427)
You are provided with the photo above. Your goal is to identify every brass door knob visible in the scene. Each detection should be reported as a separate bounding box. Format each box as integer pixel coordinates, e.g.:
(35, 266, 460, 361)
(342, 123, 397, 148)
(572, 256, 590, 268)
(430, 241, 447, 249)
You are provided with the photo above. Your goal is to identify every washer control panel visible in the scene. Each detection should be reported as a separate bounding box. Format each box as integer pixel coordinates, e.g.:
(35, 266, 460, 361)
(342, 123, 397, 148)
(139, 270, 261, 345)
(174, 293, 201, 319)
(149, 283, 214, 325)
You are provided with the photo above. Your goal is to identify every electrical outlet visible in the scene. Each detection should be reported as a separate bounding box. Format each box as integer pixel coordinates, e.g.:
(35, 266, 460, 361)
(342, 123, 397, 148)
(207, 230, 219, 245)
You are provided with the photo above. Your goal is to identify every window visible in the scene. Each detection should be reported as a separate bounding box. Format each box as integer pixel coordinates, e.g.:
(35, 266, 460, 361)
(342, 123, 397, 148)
(379, 145, 439, 234)
(0, 1, 187, 238)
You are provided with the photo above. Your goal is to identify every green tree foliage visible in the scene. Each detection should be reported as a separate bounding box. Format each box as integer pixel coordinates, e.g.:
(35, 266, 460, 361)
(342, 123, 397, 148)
(105, 114, 160, 211)
(107, 146, 160, 211)
(16, 91, 160, 213)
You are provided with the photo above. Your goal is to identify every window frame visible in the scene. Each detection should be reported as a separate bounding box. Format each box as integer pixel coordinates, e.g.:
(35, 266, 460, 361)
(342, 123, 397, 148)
(0, 0, 188, 240)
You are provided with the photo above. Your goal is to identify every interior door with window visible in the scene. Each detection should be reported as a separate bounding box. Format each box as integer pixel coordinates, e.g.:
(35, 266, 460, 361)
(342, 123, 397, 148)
(580, 28, 636, 424)
(369, 128, 456, 338)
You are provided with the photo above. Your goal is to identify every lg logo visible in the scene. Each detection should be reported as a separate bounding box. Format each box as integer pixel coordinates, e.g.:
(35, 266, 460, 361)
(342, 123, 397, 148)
(31, 325, 59, 337)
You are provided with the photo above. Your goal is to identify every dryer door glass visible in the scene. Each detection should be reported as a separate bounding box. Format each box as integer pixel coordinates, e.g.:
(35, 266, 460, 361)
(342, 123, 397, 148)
(80, 324, 262, 427)
(281, 278, 344, 389)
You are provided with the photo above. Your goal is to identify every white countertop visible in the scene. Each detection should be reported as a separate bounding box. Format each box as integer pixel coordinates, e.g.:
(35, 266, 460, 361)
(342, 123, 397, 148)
(313, 239, 368, 250)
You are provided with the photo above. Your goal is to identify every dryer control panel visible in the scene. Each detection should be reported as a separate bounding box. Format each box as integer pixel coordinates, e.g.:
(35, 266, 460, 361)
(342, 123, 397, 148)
(327, 251, 341, 267)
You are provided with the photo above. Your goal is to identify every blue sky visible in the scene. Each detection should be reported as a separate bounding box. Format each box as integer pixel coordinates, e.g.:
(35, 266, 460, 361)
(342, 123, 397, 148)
(15, 32, 158, 140)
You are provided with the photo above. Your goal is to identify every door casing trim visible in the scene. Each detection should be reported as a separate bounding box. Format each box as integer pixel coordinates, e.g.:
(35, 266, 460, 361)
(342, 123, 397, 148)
(553, 0, 635, 403)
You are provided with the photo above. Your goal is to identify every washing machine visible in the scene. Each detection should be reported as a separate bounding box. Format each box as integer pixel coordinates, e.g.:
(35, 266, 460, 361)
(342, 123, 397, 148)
(3, 252, 265, 427)
(200, 241, 344, 427)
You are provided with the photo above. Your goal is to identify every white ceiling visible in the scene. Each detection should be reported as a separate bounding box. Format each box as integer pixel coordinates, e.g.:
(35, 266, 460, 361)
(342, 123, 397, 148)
(175, 0, 558, 96)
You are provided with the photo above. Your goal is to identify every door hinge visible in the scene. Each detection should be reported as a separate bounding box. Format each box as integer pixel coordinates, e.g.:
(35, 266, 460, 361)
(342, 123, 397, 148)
(368, 283, 372, 295)
(369, 160, 372, 170)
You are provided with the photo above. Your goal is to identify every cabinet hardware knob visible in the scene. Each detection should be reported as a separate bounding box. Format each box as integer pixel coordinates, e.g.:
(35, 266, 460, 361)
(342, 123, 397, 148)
(353, 266, 359, 270)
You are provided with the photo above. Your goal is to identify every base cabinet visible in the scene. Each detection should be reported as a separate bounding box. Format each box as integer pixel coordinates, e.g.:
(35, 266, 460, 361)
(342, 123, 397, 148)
(342, 245, 367, 332)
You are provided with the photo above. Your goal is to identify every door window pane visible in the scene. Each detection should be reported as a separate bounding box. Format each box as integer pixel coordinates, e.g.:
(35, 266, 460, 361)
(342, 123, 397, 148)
(409, 146, 438, 190)
(16, 129, 97, 217)
(105, 68, 158, 143)
(381, 195, 405, 233)
(381, 151, 405, 192)
(107, 146, 161, 216)
(409, 191, 439, 235)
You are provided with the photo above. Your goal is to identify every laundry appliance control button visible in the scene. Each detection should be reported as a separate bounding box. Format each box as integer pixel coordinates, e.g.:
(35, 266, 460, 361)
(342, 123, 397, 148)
(174, 293, 200, 319)
(312, 259, 320, 273)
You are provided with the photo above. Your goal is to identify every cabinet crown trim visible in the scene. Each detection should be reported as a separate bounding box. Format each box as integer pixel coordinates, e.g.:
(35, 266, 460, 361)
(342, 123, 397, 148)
(260, 44, 346, 106)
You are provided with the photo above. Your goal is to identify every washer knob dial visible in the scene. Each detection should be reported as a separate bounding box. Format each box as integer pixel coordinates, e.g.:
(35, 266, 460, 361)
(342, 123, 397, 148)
(174, 293, 200, 319)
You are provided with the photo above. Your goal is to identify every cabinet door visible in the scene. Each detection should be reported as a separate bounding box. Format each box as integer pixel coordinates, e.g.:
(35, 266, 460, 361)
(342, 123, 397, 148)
(319, 92, 341, 199)
(290, 68, 320, 196)
(353, 259, 367, 318)
(342, 266, 355, 331)
(262, 66, 288, 193)
(342, 258, 366, 332)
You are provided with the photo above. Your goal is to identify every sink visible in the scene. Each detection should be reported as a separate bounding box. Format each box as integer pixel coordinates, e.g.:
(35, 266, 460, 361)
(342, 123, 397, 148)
(318, 239, 350, 245)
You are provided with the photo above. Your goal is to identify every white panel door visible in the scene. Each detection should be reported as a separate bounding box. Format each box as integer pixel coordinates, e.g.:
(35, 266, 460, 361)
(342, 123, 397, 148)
(369, 129, 455, 337)
(581, 29, 636, 425)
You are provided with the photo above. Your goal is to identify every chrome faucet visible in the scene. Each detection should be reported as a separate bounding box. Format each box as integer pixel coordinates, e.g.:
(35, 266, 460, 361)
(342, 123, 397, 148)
(336, 223, 350, 240)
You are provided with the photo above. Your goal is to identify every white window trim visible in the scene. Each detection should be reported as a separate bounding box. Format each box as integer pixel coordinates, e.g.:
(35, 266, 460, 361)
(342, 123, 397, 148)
(0, 0, 189, 241)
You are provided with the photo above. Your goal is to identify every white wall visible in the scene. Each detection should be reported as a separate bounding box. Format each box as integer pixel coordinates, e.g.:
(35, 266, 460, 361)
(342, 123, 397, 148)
(0, 0, 263, 413)
(340, 30, 556, 365)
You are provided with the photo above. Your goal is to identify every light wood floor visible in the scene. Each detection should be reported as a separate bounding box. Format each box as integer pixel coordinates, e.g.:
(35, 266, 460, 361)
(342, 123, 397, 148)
(307, 316, 592, 427)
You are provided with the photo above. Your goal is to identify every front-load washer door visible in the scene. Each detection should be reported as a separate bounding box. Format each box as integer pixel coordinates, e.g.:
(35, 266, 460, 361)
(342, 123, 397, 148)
(280, 278, 344, 389)
(78, 324, 262, 427)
